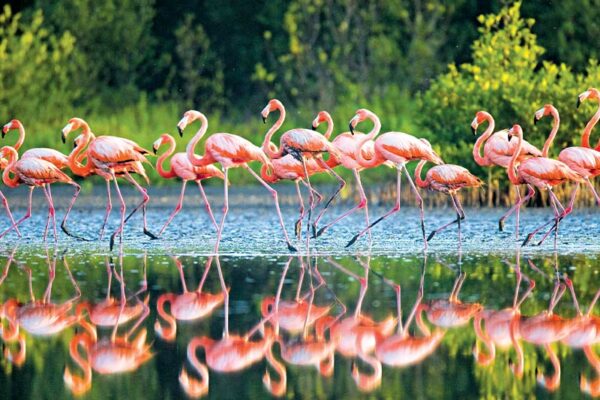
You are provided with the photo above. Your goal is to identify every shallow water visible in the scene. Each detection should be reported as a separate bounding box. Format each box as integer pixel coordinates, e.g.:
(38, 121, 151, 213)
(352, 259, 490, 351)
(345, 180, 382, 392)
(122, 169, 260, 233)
(0, 189, 599, 399)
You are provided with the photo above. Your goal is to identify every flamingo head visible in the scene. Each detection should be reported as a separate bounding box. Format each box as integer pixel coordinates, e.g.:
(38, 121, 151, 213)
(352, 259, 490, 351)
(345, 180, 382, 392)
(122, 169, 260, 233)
(177, 110, 202, 137)
(534, 104, 556, 125)
(577, 87, 600, 108)
(349, 109, 371, 135)
(0, 146, 17, 161)
(73, 134, 86, 149)
(471, 111, 491, 135)
(261, 99, 283, 123)
(1, 119, 20, 137)
(311, 111, 331, 130)
(62, 118, 87, 143)
(152, 134, 171, 154)
(507, 124, 523, 142)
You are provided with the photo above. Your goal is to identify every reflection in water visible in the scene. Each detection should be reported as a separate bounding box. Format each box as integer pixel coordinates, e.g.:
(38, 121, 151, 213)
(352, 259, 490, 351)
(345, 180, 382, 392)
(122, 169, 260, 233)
(0, 248, 598, 398)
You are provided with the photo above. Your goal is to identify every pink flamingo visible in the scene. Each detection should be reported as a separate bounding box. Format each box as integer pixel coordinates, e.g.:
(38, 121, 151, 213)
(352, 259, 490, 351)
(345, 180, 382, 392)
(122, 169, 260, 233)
(152, 133, 222, 236)
(346, 109, 444, 248)
(311, 110, 384, 239)
(505, 125, 583, 246)
(577, 88, 600, 150)
(2, 119, 69, 167)
(415, 160, 483, 242)
(471, 111, 542, 234)
(0, 146, 81, 241)
(260, 154, 326, 238)
(61, 118, 156, 248)
(261, 100, 343, 236)
(180, 110, 296, 252)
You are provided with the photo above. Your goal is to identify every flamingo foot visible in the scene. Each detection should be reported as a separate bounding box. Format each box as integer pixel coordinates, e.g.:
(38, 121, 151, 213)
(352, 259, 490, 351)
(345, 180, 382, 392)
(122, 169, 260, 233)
(314, 226, 327, 239)
(61, 221, 91, 242)
(521, 233, 534, 247)
(499, 219, 505, 231)
(109, 233, 118, 252)
(143, 228, 158, 240)
(345, 234, 359, 248)
(427, 231, 436, 242)
(311, 223, 318, 239)
(287, 242, 298, 253)
(294, 219, 302, 239)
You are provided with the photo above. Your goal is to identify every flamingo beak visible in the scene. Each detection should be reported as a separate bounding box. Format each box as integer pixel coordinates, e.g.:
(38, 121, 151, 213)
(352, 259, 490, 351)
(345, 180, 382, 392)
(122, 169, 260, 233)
(61, 133, 67, 144)
(177, 116, 188, 137)
(471, 126, 476, 135)
(177, 126, 184, 137)
(349, 122, 355, 135)
(73, 141, 77, 149)
(533, 116, 538, 125)
(262, 116, 267, 124)
(576, 97, 581, 109)
(152, 145, 158, 155)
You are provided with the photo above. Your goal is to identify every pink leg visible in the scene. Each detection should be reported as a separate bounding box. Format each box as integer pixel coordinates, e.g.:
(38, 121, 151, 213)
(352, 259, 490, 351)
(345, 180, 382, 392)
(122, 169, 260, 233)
(403, 164, 427, 247)
(244, 165, 296, 252)
(346, 167, 401, 248)
(521, 188, 562, 246)
(584, 177, 600, 206)
(60, 182, 87, 241)
(99, 179, 112, 240)
(294, 180, 306, 239)
(214, 168, 229, 254)
(499, 185, 521, 232)
(0, 190, 21, 237)
(0, 187, 34, 238)
(536, 184, 579, 246)
(197, 180, 218, 231)
(312, 159, 346, 235)
(314, 169, 368, 239)
(109, 172, 127, 251)
(214, 257, 229, 337)
(427, 193, 463, 242)
(122, 171, 156, 239)
(42, 184, 58, 242)
(158, 180, 187, 236)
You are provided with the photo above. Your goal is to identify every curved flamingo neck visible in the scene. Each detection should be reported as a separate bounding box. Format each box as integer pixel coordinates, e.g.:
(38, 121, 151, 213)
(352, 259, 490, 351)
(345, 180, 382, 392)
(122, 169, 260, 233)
(155, 294, 176, 341)
(355, 111, 382, 168)
(66, 334, 93, 394)
(541, 109, 560, 157)
(415, 160, 428, 188)
(473, 113, 494, 166)
(262, 104, 285, 159)
(12, 121, 25, 151)
(507, 132, 523, 186)
(473, 313, 495, 365)
(510, 316, 524, 378)
(260, 164, 278, 183)
(582, 97, 600, 149)
(322, 113, 334, 139)
(68, 130, 93, 177)
(156, 137, 177, 179)
(186, 113, 210, 166)
(2, 147, 19, 188)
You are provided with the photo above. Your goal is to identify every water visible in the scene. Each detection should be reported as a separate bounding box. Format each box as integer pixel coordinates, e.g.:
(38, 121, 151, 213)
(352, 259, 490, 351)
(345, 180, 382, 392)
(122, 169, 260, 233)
(0, 197, 599, 399)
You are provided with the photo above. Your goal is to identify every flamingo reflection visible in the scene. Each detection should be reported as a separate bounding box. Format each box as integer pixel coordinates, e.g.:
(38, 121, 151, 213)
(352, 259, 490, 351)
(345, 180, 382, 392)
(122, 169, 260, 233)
(179, 257, 278, 398)
(155, 256, 225, 341)
(64, 253, 152, 395)
(2, 250, 80, 366)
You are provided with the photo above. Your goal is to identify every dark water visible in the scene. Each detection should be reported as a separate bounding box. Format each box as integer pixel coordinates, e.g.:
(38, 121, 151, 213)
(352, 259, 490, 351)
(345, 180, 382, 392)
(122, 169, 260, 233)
(0, 249, 598, 399)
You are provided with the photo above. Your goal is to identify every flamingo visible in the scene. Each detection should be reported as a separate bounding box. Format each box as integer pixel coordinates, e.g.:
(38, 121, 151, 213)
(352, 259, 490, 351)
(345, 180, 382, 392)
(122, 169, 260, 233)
(351, 260, 445, 393)
(415, 160, 483, 242)
(260, 154, 326, 238)
(346, 109, 443, 248)
(471, 111, 542, 234)
(577, 88, 600, 150)
(152, 133, 222, 236)
(154, 256, 225, 341)
(535, 104, 600, 207)
(180, 110, 296, 252)
(0, 145, 81, 241)
(505, 125, 583, 246)
(61, 118, 157, 248)
(311, 110, 384, 239)
(261, 99, 343, 239)
(2, 119, 69, 167)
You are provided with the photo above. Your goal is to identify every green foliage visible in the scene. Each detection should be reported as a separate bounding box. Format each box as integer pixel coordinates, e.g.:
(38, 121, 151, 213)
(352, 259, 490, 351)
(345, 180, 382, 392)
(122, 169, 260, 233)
(418, 2, 600, 177)
(0, 5, 78, 123)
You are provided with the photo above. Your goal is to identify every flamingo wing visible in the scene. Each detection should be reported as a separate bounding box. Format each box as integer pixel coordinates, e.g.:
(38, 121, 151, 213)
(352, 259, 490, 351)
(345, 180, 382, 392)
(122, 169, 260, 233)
(519, 158, 583, 185)
(21, 148, 69, 168)
(377, 132, 442, 163)
(15, 158, 72, 184)
(207, 133, 265, 165)
(428, 165, 483, 189)
(90, 136, 149, 165)
(282, 129, 331, 153)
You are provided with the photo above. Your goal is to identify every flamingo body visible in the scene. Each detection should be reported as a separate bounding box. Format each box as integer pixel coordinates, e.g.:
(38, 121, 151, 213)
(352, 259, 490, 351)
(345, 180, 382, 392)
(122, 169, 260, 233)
(375, 330, 445, 367)
(374, 132, 443, 165)
(419, 164, 483, 194)
(558, 147, 600, 178)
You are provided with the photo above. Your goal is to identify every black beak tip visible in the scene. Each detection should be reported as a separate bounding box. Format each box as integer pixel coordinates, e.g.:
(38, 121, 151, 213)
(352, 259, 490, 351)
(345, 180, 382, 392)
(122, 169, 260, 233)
(311, 124, 317, 131)
(262, 116, 267, 124)
(576, 98, 581, 109)
(177, 126, 184, 137)
(533, 117, 538, 125)
(61, 135, 66, 144)
(471, 126, 476, 136)
(349, 123, 355, 135)
(153, 148, 157, 155)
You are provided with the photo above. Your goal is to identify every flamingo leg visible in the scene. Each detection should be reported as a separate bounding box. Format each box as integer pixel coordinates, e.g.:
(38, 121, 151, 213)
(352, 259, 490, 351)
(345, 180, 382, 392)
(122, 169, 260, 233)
(173, 257, 189, 293)
(0, 186, 34, 239)
(499, 186, 521, 232)
(244, 165, 297, 252)
(522, 189, 563, 246)
(60, 182, 88, 241)
(158, 180, 187, 237)
(536, 184, 579, 246)
(346, 167, 402, 248)
(109, 171, 126, 251)
(195, 256, 213, 293)
(294, 180, 305, 239)
(99, 179, 112, 240)
(214, 257, 229, 337)
(214, 168, 229, 254)
(42, 186, 51, 241)
(0, 190, 21, 237)
(584, 177, 600, 206)
(197, 180, 218, 231)
(42, 184, 58, 242)
(314, 169, 369, 239)
(403, 164, 427, 247)
(311, 159, 346, 235)
(426, 193, 463, 242)
(122, 171, 156, 240)
(301, 180, 323, 206)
